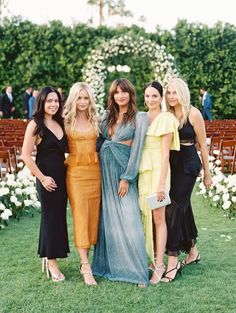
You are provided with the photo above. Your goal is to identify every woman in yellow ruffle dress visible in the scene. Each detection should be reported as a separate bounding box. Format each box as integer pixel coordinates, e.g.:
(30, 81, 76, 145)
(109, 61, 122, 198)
(138, 81, 180, 284)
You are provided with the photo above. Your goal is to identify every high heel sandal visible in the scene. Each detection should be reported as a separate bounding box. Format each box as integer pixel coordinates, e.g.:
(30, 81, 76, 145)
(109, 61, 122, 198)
(80, 262, 97, 286)
(150, 263, 166, 285)
(42, 257, 47, 273)
(44, 259, 65, 282)
(161, 261, 181, 283)
(181, 253, 201, 267)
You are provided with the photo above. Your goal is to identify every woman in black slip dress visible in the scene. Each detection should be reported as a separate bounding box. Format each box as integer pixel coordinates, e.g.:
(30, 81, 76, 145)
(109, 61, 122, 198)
(22, 86, 69, 282)
(161, 77, 212, 282)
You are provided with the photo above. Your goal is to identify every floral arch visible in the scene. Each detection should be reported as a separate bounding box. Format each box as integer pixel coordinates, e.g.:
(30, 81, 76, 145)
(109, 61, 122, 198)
(82, 35, 178, 112)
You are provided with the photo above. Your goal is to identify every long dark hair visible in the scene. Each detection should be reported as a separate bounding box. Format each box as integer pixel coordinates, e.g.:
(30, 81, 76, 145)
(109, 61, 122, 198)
(106, 78, 136, 129)
(33, 86, 64, 136)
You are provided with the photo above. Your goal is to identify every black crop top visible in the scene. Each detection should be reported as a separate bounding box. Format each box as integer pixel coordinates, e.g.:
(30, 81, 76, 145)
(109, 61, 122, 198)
(179, 119, 196, 143)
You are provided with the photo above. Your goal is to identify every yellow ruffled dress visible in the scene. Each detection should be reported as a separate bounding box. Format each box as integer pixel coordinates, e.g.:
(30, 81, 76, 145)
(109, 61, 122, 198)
(138, 112, 180, 262)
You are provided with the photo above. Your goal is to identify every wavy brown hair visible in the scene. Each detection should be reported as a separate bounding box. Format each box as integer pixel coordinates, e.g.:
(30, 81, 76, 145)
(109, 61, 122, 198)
(106, 78, 137, 130)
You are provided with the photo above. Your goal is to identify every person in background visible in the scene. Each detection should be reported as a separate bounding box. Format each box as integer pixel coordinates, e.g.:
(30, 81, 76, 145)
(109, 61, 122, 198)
(22, 86, 69, 282)
(199, 86, 213, 121)
(0, 85, 15, 118)
(28, 90, 39, 119)
(162, 77, 212, 283)
(63, 82, 101, 286)
(22, 86, 33, 118)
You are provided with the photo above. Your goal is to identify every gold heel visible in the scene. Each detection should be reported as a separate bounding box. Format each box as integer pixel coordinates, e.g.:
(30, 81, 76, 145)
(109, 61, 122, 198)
(45, 259, 50, 278)
(80, 262, 97, 286)
(150, 263, 166, 285)
(45, 259, 65, 282)
(42, 258, 46, 273)
(42, 257, 48, 273)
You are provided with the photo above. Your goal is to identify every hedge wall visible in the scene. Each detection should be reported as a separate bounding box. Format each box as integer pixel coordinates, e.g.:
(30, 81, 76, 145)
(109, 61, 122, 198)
(0, 18, 235, 118)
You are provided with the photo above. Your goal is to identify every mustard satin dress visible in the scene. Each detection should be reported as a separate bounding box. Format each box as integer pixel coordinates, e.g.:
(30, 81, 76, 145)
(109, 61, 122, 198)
(138, 112, 180, 262)
(65, 128, 101, 249)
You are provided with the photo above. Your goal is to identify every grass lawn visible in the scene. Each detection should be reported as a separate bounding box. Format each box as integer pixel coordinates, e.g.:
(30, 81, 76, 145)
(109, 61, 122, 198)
(1, 189, 235, 313)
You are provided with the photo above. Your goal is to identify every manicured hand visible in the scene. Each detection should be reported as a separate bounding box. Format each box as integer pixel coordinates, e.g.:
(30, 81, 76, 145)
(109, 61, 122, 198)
(204, 173, 212, 189)
(118, 179, 129, 197)
(41, 176, 57, 192)
(156, 184, 166, 201)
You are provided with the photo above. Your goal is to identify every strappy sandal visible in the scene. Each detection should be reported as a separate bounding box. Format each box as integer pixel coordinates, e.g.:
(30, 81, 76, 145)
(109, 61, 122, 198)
(150, 263, 166, 285)
(80, 262, 97, 286)
(182, 253, 201, 267)
(161, 261, 181, 283)
(43, 258, 65, 282)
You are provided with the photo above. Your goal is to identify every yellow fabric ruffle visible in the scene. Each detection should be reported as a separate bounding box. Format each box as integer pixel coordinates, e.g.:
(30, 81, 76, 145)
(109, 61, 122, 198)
(146, 112, 180, 151)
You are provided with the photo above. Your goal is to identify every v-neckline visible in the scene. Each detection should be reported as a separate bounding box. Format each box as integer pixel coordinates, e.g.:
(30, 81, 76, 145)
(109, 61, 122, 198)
(45, 126, 64, 141)
(109, 123, 121, 140)
(148, 112, 162, 128)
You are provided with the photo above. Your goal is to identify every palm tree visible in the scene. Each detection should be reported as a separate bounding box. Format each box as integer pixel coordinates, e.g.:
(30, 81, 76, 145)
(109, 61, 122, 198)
(87, 0, 132, 26)
(87, 0, 104, 26)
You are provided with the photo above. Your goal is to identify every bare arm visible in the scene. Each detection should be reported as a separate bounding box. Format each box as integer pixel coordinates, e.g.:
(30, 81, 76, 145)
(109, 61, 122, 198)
(157, 132, 173, 200)
(21, 121, 57, 192)
(190, 108, 212, 188)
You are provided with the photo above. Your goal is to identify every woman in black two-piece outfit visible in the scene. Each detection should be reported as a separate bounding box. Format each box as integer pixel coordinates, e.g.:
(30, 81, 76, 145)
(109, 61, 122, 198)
(161, 77, 212, 282)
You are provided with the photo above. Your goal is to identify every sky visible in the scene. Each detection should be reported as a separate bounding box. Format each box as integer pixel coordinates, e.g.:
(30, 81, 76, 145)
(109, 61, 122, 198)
(5, 0, 236, 31)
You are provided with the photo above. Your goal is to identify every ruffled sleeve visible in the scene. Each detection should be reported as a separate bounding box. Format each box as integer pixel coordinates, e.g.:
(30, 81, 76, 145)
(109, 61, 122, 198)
(147, 112, 180, 151)
(120, 112, 148, 182)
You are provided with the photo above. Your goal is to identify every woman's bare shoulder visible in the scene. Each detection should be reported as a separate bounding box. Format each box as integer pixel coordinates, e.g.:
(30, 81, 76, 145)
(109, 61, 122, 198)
(189, 106, 203, 123)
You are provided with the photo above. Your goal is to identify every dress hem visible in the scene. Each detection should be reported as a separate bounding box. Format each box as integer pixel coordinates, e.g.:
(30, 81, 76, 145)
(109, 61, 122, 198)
(93, 272, 149, 286)
(75, 242, 97, 249)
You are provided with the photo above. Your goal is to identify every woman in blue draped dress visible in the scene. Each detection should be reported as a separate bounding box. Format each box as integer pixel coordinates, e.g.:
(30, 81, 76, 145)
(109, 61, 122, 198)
(92, 78, 149, 286)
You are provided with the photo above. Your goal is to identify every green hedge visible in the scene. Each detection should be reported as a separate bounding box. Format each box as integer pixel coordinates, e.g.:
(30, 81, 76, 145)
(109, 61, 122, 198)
(0, 18, 235, 118)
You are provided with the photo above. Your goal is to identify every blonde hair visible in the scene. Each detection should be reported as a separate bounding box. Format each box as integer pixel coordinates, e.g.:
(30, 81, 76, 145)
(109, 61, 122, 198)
(63, 82, 98, 134)
(165, 77, 191, 128)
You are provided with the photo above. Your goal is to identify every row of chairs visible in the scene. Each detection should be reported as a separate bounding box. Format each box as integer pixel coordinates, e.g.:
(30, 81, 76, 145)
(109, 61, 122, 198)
(0, 119, 235, 177)
(209, 138, 236, 174)
(205, 119, 236, 138)
(205, 120, 236, 174)
(0, 120, 27, 178)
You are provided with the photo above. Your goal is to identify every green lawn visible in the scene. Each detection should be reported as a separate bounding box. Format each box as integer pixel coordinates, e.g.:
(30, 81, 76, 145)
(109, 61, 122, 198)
(1, 190, 235, 313)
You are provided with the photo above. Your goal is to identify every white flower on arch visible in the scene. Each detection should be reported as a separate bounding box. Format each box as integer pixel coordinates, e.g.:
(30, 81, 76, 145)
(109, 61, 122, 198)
(82, 35, 178, 112)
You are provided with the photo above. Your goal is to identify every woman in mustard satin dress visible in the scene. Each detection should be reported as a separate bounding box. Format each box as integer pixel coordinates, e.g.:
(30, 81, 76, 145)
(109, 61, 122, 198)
(63, 82, 101, 286)
(138, 81, 180, 284)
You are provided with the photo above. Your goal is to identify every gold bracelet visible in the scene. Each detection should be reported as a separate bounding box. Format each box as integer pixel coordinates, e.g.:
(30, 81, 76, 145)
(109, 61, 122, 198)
(40, 177, 46, 183)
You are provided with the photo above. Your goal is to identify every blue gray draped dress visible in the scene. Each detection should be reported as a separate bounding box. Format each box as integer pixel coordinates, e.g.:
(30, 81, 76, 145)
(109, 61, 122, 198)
(92, 111, 149, 285)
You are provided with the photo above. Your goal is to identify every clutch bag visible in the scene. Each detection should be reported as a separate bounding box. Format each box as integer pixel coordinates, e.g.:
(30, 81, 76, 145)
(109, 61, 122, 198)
(146, 192, 171, 210)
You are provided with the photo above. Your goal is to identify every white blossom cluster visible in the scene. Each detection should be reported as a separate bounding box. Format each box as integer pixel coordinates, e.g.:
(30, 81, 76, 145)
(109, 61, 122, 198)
(107, 65, 131, 73)
(197, 152, 236, 218)
(0, 165, 40, 229)
(82, 35, 178, 113)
